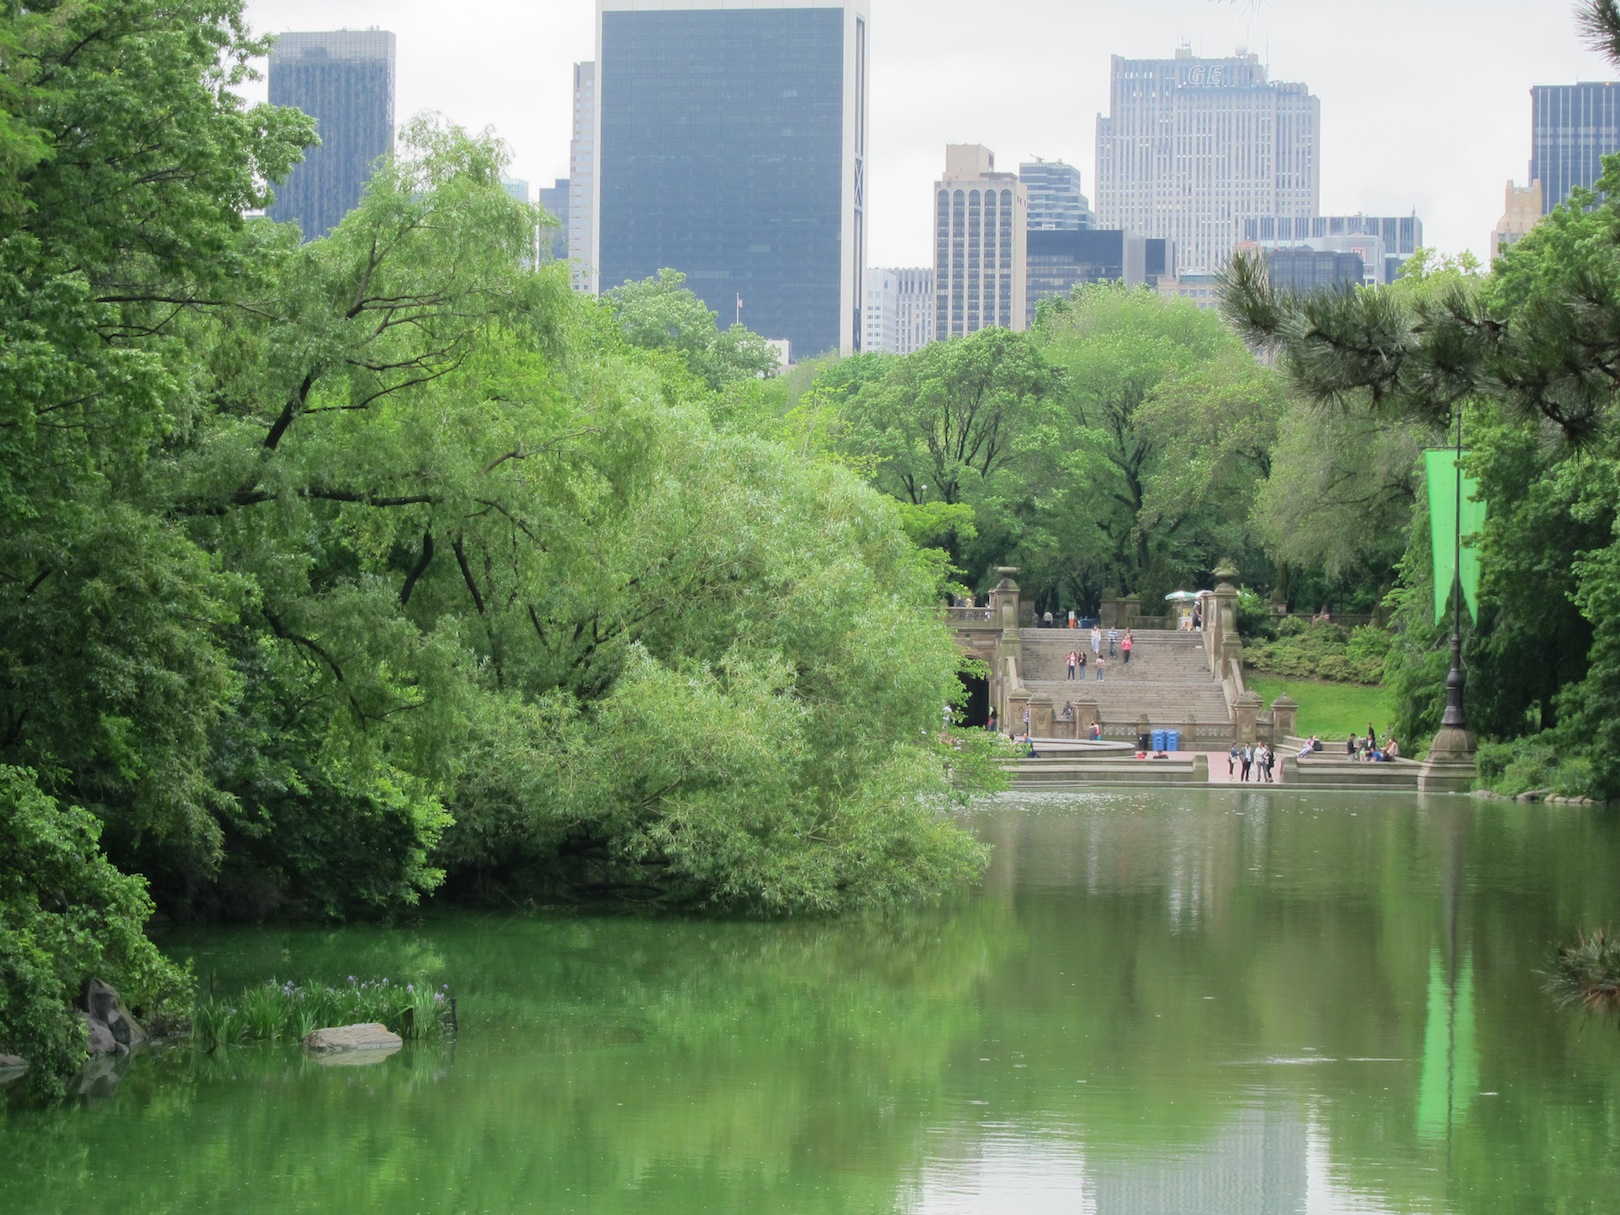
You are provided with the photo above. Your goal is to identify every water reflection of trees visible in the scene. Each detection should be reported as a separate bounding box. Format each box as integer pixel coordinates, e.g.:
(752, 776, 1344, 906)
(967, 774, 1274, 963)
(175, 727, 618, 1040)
(959, 791, 1620, 1214)
(6, 799, 1619, 1214)
(1, 903, 1017, 1214)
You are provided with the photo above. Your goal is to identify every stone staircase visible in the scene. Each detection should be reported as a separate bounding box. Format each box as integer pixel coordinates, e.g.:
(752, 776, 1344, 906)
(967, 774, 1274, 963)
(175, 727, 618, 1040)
(1017, 628, 1229, 734)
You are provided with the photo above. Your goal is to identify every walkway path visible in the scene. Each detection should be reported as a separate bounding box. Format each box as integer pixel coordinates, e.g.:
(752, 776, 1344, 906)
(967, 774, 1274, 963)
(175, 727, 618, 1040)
(1201, 749, 1284, 785)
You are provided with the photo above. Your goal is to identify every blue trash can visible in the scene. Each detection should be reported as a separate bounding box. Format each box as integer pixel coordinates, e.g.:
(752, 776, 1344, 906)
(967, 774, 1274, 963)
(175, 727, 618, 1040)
(1151, 729, 1166, 752)
(1166, 729, 1180, 752)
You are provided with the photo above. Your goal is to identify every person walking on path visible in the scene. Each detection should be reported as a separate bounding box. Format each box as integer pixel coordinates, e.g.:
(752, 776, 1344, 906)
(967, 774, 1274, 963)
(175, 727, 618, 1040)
(1240, 744, 1253, 781)
(1228, 742, 1239, 777)
(1066, 649, 1079, 680)
(1122, 630, 1133, 665)
(1090, 625, 1102, 658)
(1095, 656, 1106, 681)
(1259, 743, 1274, 782)
(1107, 627, 1118, 657)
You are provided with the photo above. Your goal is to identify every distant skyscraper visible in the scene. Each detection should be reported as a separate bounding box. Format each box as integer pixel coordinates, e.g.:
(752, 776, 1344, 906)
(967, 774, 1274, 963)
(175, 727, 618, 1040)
(1019, 160, 1092, 230)
(864, 268, 934, 354)
(1491, 180, 1543, 260)
(537, 178, 570, 261)
(1096, 48, 1319, 275)
(1260, 247, 1365, 293)
(934, 145, 1027, 338)
(593, 1, 869, 359)
(1241, 214, 1421, 284)
(266, 30, 396, 239)
(568, 61, 597, 294)
(1530, 82, 1620, 213)
(1025, 230, 1170, 316)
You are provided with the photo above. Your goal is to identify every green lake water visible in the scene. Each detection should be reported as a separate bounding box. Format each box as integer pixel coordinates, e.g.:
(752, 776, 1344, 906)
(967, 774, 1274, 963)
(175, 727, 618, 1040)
(4, 789, 1620, 1213)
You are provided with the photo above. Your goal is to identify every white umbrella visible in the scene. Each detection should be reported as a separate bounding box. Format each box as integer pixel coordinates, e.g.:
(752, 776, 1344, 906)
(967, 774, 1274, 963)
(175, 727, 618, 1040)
(1164, 590, 1199, 601)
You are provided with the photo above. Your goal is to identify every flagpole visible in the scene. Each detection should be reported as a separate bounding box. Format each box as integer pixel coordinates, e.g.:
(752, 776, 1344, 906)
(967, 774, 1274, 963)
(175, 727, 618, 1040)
(1441, 404, 1467, 730)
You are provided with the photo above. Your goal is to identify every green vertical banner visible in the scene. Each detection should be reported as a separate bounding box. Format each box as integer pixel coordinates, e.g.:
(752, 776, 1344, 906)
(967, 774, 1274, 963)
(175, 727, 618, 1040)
(1425, 449, 1485, 624)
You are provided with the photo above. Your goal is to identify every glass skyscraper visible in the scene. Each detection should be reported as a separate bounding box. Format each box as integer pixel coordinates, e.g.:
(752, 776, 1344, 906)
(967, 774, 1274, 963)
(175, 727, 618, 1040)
(1531, 82, 1620, 213)
(1019, 160, 1093, 231)
(267, 30, 396, 240)
(594, 1, 869, 360)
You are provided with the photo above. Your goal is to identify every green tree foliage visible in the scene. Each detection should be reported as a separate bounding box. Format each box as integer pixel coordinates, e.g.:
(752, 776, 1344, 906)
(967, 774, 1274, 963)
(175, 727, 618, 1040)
(1, 0, 987, 938)
(1222, 138, 1620, 794)
(1035, 286, 1286, 603)
(828, 327, 1065, 590)
(0, 765, 190, 1096)
(603, 268, 781, 391)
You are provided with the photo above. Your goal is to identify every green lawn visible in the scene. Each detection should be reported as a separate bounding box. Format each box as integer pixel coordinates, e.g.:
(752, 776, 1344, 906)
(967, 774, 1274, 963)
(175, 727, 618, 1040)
(1242, 671, 1396, 744)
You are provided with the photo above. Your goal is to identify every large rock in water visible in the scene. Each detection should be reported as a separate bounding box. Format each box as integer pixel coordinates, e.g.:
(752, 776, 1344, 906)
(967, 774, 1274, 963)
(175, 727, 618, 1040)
(302, 1023, 403, 1054)
(79, 978, 146, 1056)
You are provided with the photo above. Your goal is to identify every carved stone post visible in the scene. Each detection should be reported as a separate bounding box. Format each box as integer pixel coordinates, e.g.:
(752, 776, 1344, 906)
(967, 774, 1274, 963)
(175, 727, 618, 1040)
(1270, 694, 1298, 740)
(1234, 690, 1261, 744)
(1029, 691, 1055, 738)
(1008, 686, 1033, 737)
(1418, 724, 1479, 792)
(1076, 699, 1100, 738)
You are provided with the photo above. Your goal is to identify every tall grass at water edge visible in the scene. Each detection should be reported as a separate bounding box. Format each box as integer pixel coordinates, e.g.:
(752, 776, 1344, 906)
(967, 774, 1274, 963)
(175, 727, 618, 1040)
(192, 977, 454, 1049)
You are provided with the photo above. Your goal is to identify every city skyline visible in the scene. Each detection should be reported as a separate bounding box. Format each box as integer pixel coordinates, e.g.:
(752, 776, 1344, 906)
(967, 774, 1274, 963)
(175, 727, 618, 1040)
(241, 0, 1611, 268)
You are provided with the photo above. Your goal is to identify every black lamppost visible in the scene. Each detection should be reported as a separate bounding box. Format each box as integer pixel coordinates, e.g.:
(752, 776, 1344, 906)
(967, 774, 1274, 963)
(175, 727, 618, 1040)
(1440, 405, 1467, 731)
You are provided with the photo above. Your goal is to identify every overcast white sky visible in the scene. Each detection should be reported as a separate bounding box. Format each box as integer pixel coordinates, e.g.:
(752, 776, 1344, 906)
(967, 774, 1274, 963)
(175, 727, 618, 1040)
(241, 0, 1611, 265)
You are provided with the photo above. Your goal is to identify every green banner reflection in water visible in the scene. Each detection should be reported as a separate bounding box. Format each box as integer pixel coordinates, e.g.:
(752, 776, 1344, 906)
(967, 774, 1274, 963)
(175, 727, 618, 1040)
(1416, 948, 1479, 1142)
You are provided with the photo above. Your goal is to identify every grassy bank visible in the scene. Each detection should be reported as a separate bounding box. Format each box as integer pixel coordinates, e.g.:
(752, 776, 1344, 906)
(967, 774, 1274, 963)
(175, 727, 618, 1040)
(1242, 672, 1396, 744)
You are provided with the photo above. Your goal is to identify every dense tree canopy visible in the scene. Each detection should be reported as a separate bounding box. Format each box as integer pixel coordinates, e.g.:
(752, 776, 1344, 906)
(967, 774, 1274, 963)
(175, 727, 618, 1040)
(1222, 146, 1620, 797)
(806, 286, 1289, 610)
(0, 0, 992, 1084)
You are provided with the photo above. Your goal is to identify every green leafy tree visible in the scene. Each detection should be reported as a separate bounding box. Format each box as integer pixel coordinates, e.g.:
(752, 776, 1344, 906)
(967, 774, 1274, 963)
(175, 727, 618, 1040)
(1039, 285, 1284, 602)
(603, 268, 780, 391)
(829, 327, 1065, 591)
(0, 765, 190, 1097)
(1221, 76, 1620, 793)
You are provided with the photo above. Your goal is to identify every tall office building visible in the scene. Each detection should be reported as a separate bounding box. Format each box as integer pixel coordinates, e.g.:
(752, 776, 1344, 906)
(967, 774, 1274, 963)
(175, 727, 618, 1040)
(1025, 230, 1170, 316)
(1491, 180, 1543, 260)
(537, 178, 571, 261)
(593, 1, 869, 360)
(934, 145, 1027, 338)
(568, 62, 597, 294)
(864, 267, 934, 354)
(266, 30, 396, 239)
(1259, 247, 1365, 293)
(1019, 160, 1092, 230)
(1241, 214, 1421, 283)
(1096, 48, 1319, 275)
(1530, 82, 1620, 212)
